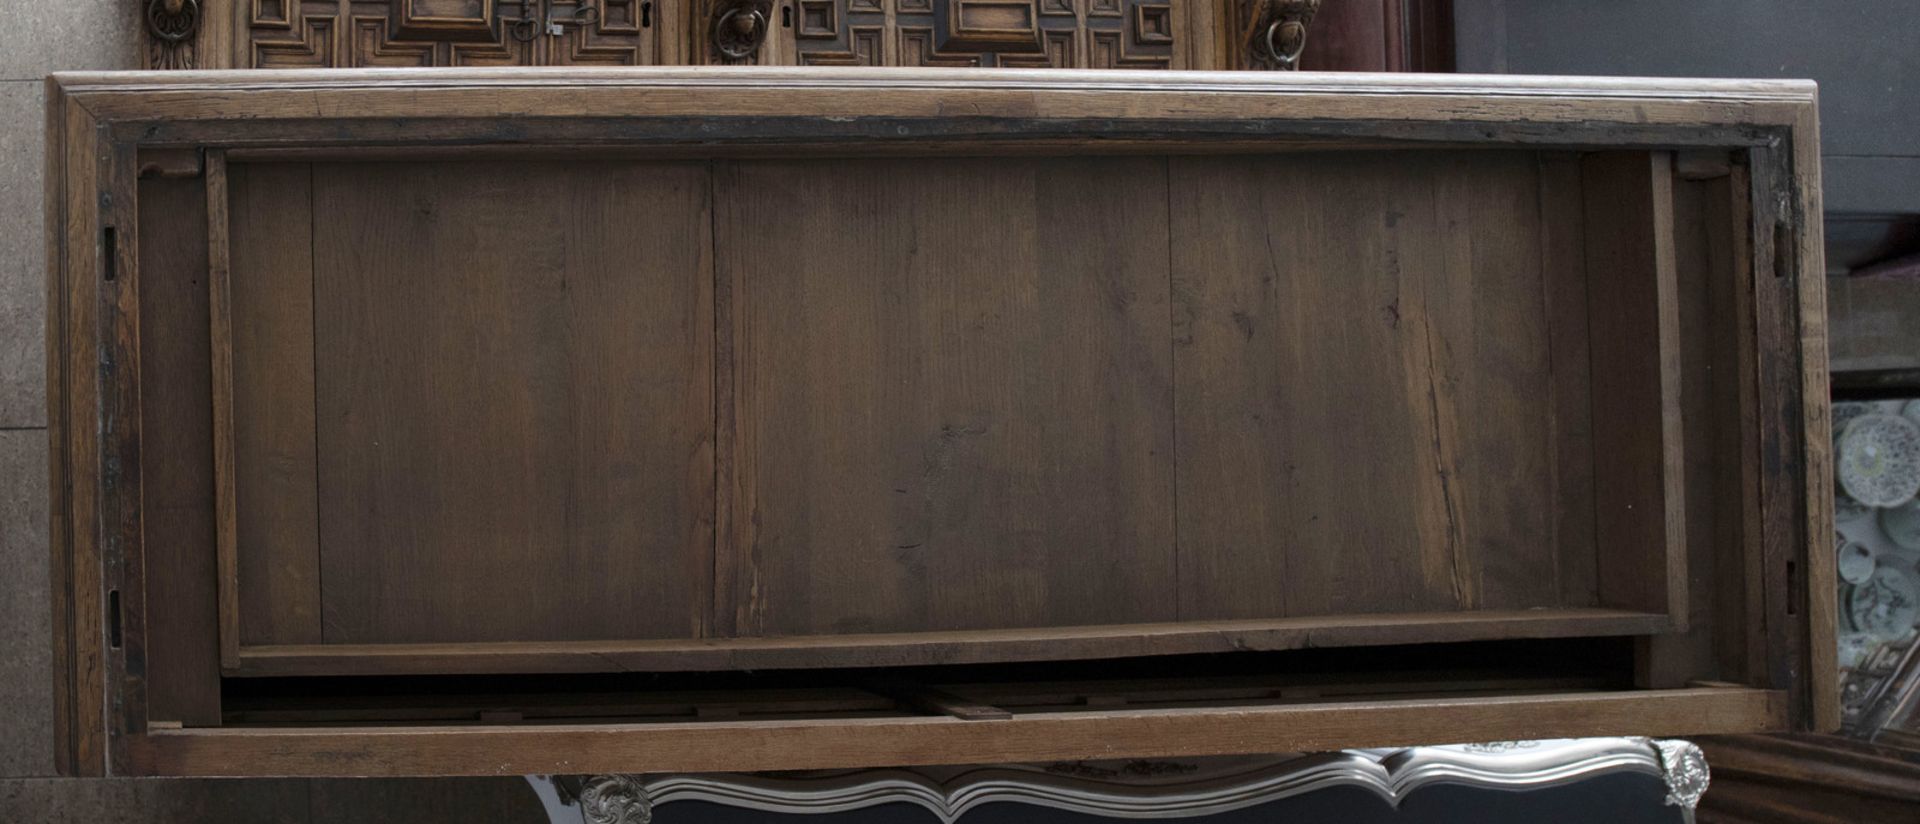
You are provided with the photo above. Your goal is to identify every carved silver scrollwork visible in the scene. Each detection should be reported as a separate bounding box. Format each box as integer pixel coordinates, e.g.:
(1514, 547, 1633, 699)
(528, 738, 1709, 824)
(1651, 739, 1711, 811)
(578, 774, 652, 824)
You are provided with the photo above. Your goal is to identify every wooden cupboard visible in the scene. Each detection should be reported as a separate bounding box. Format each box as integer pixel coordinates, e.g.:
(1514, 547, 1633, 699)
(45, 68, 1831, 777)
(139, 0, 1453, 72)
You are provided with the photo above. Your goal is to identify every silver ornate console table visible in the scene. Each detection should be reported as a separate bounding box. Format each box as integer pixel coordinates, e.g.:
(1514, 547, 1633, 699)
(525, 738, 1708, 824)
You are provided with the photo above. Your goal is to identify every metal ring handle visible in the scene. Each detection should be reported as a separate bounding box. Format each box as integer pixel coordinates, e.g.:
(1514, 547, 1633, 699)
(714, 8, 767, 59)
(1263, 19, 1307, 68)
(146, 0, 200, 44)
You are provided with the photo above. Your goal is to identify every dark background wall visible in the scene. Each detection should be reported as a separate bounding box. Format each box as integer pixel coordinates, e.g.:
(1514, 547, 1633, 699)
(1454, 0, 1920, 375)
(1454, 0, 1920, 216)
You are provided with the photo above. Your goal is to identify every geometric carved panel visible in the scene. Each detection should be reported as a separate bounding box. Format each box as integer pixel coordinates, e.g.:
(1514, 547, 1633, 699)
(795, 0, 1170, 68)
(247, 0, 654, 67)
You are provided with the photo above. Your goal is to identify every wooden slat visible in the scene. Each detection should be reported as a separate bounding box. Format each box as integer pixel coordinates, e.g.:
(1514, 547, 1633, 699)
(1788, 104, 1839, 733)
(227, 162, 322, 648)
(130, 688, 1786, 777)
(204, 150, 237, 670)
(136, 168, 222, 726)
(1582, 151, 1686, 622)
(1538, 154, 1599, 607)
(228, 608, 1671, 677)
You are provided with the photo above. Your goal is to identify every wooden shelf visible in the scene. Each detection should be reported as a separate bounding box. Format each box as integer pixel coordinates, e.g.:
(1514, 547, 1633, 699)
(229, 608, 1673, 677)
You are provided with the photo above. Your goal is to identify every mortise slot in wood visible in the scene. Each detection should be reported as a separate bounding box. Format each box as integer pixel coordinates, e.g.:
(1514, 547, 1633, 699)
(1773, 219, 1794, 278)
(866, 679, 1013, 721)
(1786, 561, 1798, 616)
(101, 227, 116, 281)
(107, 590, 122, 649)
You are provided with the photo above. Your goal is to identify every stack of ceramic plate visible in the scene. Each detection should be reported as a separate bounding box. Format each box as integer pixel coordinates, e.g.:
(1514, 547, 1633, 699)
(1845, 565, 1920, 640)
(1837, 413, 1920, 509)
(1883, 500, 1920, 552)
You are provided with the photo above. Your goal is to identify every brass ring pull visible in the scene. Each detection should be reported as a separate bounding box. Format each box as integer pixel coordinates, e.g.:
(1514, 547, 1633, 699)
(714, 7, 768, 60)
(1263, 18, 1307, 69)
(146, 0, 200, 44)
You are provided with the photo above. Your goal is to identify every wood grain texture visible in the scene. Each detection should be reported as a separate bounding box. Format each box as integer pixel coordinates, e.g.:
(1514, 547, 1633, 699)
(227, 162, 322, 648)
(1789, 103, 1838, 733)
(127, 688, 1786, 777)
(721, 156, 1174, 636)
(98, 134, 148, 776)
(1582, 151, 1686, 620)
(134, 173, 221, 727)
(1537, 154, 1599, 607)
(308, 160, 714, 644)
(204, 150, 237, 670)
(53, 69, 1818, 140)
(43, 76, 99, 777)
(1639, 168, 1752, 689)
(1699, 734, 1920, 824)
(1172, 151, 1569, 620)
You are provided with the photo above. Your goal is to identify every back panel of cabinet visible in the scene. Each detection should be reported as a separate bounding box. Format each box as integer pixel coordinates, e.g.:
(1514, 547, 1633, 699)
(227, 161, 715, 646)
(208, 150, 1669, 659)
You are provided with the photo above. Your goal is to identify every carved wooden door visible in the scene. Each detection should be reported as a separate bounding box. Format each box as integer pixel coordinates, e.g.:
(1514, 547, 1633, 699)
(142, 0, 1438, 70)
(162, 0, 673, 67)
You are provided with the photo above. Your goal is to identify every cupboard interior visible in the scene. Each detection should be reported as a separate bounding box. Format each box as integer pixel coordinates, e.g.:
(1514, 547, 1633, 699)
(133, 145, 1762, 727)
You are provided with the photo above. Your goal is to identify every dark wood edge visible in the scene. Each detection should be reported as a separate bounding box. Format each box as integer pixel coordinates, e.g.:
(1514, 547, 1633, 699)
(126, 687, 1785, 777)
(1651, 151, 1691, 625)
(100, 131, 147, 778)
(226, 609, 1675, 677)
(43, 74, 82, 778)
(204, 150, 239, 671)
(1791, 100, 1839, 734)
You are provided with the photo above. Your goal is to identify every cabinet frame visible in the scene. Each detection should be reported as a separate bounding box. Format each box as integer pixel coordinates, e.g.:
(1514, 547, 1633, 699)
(45, 67, 1833, 777)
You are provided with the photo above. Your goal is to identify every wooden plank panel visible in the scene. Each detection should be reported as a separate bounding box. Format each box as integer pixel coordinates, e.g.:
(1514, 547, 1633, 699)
(228, 162, 322, 648)
(310, 160, 713, 644)
(129, 688, 1786, 777)
(722, 156, 1175, 636)
(205, 150, 237, 670)
(1640, 170, 1743, 689)
(135, 173, 221, 727)
(1582, 151, 1686, 620)
(1538, 155, 1600, 607)
(1173, 151, 1567, 620)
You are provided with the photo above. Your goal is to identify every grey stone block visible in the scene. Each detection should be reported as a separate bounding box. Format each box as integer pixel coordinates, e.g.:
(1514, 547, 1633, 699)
(0, 81, 46, 428)
(0, 429, 52, 777)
